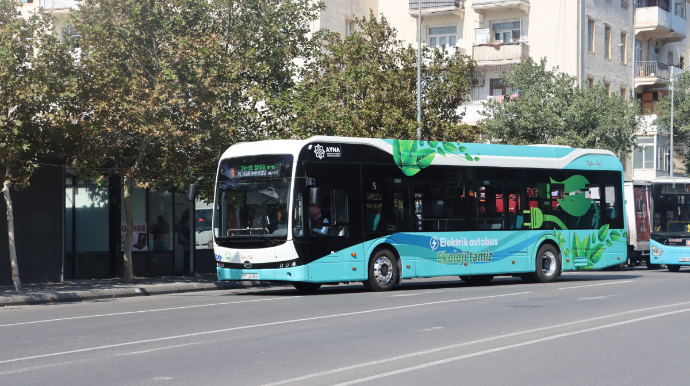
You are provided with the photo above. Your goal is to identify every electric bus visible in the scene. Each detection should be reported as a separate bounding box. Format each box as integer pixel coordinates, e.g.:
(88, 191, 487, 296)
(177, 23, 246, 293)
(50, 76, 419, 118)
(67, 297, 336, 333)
(212, 136, 626, 292)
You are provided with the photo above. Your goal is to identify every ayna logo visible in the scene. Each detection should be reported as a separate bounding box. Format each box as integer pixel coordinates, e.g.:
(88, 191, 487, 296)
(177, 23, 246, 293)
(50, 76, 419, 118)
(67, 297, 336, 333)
(430, 237, 439, 251)
(314, 144, 326, 159)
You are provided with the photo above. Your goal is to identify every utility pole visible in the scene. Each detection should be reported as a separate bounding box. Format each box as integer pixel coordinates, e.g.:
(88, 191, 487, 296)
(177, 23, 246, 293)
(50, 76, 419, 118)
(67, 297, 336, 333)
(417, 1, 422, 140)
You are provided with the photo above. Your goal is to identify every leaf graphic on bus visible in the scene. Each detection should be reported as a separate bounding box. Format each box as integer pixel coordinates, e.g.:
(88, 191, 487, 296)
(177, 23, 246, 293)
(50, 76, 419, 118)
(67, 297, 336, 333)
(465, 153, 474, 162)
(392, 140, 403, 168)
(622, 231, 627, 238)
(402, 140, 417, 167)
(443, 142, 457, 152)
(563, 249, 570, 257)
(606, 240, 613, 247)
(416, 148, 436, 168)
(437, 147, 446, 156)
(597, 225, 609, 242)
(458, 145, 467, 152)
(590, 244, 605, 264)
(429, 141, 439, 147)
(609, 230, 621, 241)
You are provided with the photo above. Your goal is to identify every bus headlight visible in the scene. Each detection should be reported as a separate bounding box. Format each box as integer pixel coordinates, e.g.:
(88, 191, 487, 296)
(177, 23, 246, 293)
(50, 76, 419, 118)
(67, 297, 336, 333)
(652, 246, 664, 256)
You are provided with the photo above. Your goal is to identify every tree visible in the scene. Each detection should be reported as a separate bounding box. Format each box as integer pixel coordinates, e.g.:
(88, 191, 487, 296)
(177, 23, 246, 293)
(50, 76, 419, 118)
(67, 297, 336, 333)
(656, 72, 690, 174)
(0, 1, 75, 291)
(69, 0, 320, 282)
(480, 57, 641, 155)
(274, 11, 477, 142)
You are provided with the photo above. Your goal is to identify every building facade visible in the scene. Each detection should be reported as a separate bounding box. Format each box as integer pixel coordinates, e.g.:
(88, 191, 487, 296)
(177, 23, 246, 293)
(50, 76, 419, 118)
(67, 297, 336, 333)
(317, 0, 689, 180)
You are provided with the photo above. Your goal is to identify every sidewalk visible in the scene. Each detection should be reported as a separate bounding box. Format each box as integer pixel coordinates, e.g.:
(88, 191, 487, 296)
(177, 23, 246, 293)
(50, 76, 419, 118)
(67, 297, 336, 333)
(0, 275, 277, 307)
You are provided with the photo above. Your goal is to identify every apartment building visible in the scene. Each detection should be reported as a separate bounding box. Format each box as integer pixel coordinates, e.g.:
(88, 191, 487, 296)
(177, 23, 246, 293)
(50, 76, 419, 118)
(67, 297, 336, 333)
(317, 0, 689, 180)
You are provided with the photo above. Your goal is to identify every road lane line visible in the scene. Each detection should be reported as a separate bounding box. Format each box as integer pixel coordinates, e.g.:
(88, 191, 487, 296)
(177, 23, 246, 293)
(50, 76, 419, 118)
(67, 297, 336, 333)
(0, 296, 304, 328)
(260, 300, 690, 386)
(0, 291, 529, 365)
(332, 307, 690, 386)
(558, 280, 632, 290)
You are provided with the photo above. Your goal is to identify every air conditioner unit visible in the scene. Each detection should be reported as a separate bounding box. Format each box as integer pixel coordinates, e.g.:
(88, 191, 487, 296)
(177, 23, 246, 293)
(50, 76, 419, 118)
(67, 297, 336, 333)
(471, 71, 485, 87)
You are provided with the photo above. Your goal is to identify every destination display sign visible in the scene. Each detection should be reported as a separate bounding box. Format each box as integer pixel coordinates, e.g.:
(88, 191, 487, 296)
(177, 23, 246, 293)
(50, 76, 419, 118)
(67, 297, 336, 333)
(659, 184, 690, 194)
(227, 163, 281, 179)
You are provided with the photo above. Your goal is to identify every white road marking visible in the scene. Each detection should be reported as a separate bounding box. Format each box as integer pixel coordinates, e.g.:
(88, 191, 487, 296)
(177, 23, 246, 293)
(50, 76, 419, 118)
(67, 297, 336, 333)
(578, 294, 623, 301)
(116, 342, 205, 356)
(260, 300, 690, 386)
(422, 327, 443, 331)
(0, 291, 529, 365)
(558, 280, 632, 290)
(0, 296, 304, 328)
(389, 293, 422, 297)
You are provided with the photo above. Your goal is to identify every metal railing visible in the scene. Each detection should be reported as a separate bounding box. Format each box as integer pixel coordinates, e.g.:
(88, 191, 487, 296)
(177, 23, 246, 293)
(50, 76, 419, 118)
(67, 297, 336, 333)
(39, 0, 77, 10)
(409, 0, 461, 9)
(635, 61, 670, 80)
(635, 0, 670, 12)
(473, 0, 528, 5)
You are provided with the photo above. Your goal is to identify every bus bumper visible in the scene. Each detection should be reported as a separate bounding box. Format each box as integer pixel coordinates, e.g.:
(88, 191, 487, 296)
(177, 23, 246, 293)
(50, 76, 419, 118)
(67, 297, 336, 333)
(217, 265, 309, 282)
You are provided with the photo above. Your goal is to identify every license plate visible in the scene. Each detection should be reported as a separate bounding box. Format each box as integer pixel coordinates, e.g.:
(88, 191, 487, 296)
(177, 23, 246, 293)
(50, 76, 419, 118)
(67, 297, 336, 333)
(679, 257, 690, 262)
(241, 273, 259, 280)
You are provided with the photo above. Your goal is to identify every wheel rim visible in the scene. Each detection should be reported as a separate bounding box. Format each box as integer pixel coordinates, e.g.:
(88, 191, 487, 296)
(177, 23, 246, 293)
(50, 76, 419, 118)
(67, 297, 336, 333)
(541, 250, 556, 276)
(373, 255, 393, 285)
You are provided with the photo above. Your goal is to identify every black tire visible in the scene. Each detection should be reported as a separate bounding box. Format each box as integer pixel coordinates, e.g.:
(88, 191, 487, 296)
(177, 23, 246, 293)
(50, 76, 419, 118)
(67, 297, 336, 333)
(646, 256, 661, 270)
(363, 249, 398, 292)
(668, 264, 681, 272)
(531, 244, 561, 283)
(460, 275, 494, 285)
(293, 282, 322, 292)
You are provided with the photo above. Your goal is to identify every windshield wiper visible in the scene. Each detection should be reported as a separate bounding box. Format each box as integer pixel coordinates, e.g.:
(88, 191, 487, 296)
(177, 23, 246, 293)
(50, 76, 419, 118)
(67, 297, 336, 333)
(257, 233, 278, 245)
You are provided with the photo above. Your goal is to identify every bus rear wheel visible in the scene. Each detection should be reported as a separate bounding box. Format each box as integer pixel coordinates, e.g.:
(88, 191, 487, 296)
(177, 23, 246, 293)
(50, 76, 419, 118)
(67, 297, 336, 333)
(668, 264, 681, 272)
(460, 275, 494, 285)
(531, 244, 561, 283)
(293, 282, 322, 292)
(363, 249, 398, 292)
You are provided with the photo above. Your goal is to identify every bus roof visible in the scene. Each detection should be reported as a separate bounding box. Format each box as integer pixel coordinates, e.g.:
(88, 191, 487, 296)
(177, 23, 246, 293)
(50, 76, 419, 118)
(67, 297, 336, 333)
(220, 136, 622, 172)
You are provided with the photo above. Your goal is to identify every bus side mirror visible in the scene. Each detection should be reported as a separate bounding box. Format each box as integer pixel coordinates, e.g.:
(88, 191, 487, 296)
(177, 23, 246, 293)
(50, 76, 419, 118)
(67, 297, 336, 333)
(187, 183, 197, 202)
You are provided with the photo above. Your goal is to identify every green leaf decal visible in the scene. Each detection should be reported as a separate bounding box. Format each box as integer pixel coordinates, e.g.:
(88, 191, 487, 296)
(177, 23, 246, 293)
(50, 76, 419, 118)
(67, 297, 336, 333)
(416, 148, 436, 168)
(610, 230, 621, 241)
(402, 165, 421, 176)
(429, 141, 439, 147)
(564, 249, 570, 257)
(392, 140, 403, 167)
(443, 142, 457, 152)
(465, 153, 473, 161)
(437, 147, 446, 156)
(622, 231, 627, 238)
(458, 146, 467, 152)
(400, 140, 416, 166)
(475, 157, 480, 161)
(598, 225, 610, 242)
(590, 244, 605, 264)
(572, 234, 579, 257)
(420, 141, 426, 147)
(606, 240, 613, 247)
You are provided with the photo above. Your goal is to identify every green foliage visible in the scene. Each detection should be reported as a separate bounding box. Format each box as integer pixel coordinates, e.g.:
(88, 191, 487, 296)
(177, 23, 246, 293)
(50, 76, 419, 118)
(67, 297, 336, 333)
(571, 225, 626, 269)
(69, 0, 321, 192)
(0, 0, 75, 188)
(274, 11, 478, 142)
(480, 57, 641, 155)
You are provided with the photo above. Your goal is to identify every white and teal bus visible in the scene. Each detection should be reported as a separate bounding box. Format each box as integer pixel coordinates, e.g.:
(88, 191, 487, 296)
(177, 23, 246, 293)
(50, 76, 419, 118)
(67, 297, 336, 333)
(212, 137, 627, 292)
(646, 177, 690, 272)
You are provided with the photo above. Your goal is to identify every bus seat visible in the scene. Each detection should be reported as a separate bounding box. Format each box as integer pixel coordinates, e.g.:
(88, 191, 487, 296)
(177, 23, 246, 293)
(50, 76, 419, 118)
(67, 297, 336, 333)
(509, 214, 523, 229)
(366, 212, 380, 231)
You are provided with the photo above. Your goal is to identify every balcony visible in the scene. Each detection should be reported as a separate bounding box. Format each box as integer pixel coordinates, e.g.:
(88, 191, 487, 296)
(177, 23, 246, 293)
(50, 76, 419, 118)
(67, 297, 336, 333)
(472, 0, 530, 13)
(39, 0, 77, 11)
(472, 43, 529, 66)
(635, 0, 685, 43)
(409, 1, 464, 18)
(635, 61, 670, 88)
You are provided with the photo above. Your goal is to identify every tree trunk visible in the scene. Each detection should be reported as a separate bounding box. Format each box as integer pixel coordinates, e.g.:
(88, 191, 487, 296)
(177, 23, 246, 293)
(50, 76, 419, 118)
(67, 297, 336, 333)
(122, 175, 134, 283)
(2, 180, 21, 291)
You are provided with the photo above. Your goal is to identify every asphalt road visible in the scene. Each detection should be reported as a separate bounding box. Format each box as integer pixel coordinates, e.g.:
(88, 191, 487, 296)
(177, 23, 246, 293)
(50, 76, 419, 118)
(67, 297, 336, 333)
(1, 267, 689, 386)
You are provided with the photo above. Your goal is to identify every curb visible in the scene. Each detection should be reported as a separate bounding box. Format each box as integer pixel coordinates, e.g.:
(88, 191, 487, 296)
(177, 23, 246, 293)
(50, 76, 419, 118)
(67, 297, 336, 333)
(0, 280, 278, 307)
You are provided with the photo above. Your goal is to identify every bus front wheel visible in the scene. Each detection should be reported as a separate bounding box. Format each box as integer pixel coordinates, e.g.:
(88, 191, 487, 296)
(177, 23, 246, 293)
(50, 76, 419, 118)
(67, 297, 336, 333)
(531, 244, 561, 283)
(293, 282, 322, 292)
(363, 249, 398, 292)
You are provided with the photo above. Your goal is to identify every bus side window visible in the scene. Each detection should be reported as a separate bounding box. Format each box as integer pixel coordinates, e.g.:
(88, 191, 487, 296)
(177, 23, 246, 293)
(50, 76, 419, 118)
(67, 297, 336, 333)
(329, 189, 350, 237)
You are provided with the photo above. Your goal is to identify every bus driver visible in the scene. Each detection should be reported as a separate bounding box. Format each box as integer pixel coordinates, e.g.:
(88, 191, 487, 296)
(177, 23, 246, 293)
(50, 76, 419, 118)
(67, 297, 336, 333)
(308, 203, 329, 236)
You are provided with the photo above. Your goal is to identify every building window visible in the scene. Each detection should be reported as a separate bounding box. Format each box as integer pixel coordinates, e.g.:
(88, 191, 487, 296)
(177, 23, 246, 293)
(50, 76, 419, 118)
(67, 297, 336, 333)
(490, 20, 521, 43)
(604, 26, 611, 59)
(587, 77, 595, 88)
(428, 26, 457, 47)
(490, 78, 512, 96)
(675, 0, 686, 19)
(605, 82, 611, 96)
(620, 87, 627, 99)
(633, 137, 655, 170)
(681, 56, 686, 69)
(588, 19, 595, 53)
(345, 20, 355, 37)
(620, 32, 627, 64)
(635, 40, 642, 62)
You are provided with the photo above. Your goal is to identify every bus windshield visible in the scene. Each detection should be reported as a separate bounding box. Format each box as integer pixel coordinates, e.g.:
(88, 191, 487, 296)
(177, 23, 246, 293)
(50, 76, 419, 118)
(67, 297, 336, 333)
(214, 155, 293, 246)
(652, 182, 690, 235)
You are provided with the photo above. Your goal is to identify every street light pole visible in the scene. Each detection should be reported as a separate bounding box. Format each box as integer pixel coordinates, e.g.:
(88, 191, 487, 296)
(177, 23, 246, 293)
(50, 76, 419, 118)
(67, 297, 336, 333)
(417, 1, 422, 140)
